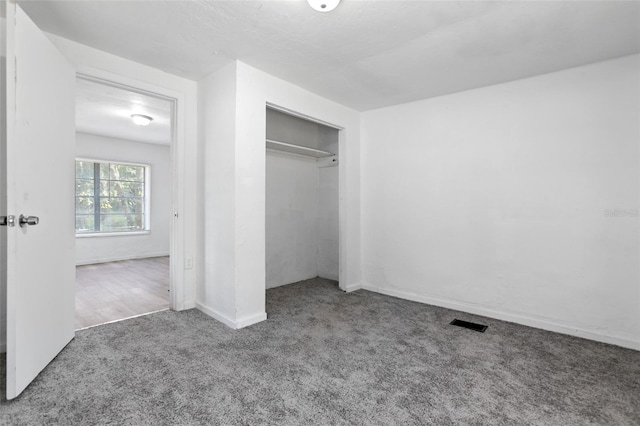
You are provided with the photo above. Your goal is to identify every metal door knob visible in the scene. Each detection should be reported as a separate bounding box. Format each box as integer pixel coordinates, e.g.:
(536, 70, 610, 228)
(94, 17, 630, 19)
(19, 215, 39, 227)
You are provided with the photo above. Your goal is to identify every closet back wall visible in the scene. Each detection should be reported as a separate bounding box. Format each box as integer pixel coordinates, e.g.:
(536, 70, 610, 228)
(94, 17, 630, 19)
(75, 132, 171, 265)
(266, 151, 318, 287)
(265, 109, 339, 288)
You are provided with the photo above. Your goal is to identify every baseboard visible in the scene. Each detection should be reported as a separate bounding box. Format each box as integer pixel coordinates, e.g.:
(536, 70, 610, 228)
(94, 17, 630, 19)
(196, 303, 237, 328)
(236, 312, 268, 329)
(362, 284, 640, 351)
(196, 303, 267, 330)
(342, 282, 362, 293)
(76, 252, 170, 266)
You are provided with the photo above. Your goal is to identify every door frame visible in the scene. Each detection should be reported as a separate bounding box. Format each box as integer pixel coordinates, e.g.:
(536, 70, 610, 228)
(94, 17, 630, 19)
(76, 70, 186, 311)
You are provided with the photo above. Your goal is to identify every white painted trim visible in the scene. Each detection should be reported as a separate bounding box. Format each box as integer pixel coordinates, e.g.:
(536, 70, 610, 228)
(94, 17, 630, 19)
(342, 282, 362, 293)
(75, 252, 170, 266)
(266, 103, 343, 130)
(196, 303, 267, 329)
(196, 303, 237, 329)
(75, 156, 150, 168)
(236, 312, 268, 329)
(75, 231, 151, 238)
(362, 284, 640, 351)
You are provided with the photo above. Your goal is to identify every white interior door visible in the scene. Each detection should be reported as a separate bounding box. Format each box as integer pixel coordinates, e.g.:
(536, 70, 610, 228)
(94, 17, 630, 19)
(4, 3, 76, 399)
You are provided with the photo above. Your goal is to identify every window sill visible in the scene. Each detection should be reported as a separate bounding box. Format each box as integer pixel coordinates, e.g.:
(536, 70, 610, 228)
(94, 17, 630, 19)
(76, 231, 150, 238)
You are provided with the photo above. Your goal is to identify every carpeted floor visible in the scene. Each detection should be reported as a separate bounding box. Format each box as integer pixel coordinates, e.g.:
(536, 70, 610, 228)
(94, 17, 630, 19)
(1, 278, 639, 425)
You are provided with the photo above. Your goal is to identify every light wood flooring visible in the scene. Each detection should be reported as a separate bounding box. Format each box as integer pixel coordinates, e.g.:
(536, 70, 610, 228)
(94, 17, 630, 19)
(75, 256, 170, 329)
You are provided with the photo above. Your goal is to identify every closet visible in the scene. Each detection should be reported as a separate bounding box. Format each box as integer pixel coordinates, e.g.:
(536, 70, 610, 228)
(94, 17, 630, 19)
(265, 106, 339, 289)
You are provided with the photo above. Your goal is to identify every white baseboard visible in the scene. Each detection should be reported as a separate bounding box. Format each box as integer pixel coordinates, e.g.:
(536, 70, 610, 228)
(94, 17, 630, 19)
(196, 303, 236, 328)
(362, 284, 640, 351)
(342, 282, 362, 293)
(236, 312, 268, 329)
(196, 303, 267, 330)
(76, 252, 170, 266)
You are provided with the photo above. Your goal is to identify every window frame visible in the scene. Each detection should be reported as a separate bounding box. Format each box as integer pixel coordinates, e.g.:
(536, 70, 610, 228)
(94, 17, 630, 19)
(75, 158, 151, 236)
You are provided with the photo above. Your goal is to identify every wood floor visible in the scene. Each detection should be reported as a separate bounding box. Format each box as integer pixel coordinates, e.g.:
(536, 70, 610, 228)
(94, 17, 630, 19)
(75, 256, 170, 329)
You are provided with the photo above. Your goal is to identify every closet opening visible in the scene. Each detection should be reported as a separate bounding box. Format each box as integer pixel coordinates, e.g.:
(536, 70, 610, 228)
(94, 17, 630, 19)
(265, 105, 340, 293)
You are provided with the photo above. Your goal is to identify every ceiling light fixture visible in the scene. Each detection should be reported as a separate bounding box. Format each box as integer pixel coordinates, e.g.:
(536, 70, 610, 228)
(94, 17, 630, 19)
(307, 0, 340, 12)
(130, 114, 153, 126)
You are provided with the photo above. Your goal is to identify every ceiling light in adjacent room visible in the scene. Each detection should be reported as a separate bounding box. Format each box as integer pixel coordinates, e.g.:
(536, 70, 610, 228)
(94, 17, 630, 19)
(130, 114, 153, 126)
(307, 0, 340, 12)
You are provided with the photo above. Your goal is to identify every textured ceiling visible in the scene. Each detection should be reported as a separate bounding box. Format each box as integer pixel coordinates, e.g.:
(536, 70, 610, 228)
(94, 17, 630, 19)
(76, 78, 172, 145)
(20, 0, 640, 111)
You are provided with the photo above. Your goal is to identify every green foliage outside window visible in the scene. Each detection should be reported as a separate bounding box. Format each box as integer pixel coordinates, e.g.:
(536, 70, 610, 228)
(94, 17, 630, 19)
(75, 160, 147, 233)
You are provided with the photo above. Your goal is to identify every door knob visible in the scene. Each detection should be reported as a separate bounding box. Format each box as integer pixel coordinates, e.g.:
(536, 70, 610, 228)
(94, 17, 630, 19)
(19, 215, 39, 227)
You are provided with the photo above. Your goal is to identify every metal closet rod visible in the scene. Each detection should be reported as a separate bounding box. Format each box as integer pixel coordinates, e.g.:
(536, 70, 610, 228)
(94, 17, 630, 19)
(265, 139, 335, 158)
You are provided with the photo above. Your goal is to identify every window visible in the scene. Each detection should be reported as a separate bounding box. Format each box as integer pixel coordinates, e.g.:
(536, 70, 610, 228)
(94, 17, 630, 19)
(75, 160, 149, 234)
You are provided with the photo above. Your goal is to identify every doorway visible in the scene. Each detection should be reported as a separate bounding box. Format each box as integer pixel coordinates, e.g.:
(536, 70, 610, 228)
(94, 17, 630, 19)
(74, 76, 176, 329)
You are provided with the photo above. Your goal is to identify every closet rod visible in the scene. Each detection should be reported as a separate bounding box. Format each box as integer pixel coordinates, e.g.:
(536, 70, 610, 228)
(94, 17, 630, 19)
(266, 139, 335, 158)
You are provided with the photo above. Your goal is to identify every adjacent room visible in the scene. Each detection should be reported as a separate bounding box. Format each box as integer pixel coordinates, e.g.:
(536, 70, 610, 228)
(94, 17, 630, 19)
(74, 77, 173, 329)
(1, 0, 639, 424)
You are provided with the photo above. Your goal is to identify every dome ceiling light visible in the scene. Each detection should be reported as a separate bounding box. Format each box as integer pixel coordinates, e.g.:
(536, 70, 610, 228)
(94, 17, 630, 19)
(130, 114, 153, 126)
(307, 0, 340, 12)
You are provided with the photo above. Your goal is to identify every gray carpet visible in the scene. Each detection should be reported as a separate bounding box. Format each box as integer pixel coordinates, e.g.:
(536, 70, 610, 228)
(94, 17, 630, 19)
(1, 278, 639, 425)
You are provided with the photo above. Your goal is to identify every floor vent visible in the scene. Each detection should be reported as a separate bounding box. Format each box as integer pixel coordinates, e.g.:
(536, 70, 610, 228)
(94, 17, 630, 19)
(450, 319, 487, 333)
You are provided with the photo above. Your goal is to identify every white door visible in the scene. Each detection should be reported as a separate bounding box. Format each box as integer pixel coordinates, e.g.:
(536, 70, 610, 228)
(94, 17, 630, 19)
(4, 3, 76, 399)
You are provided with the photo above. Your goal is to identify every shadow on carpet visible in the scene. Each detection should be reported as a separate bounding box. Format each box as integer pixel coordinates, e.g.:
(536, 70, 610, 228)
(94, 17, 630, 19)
(1, 277, 639, 425)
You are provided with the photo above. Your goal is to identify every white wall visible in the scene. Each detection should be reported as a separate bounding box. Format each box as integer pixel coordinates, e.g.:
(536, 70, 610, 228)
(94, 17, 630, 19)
(266, 151, 319, 288)
(361, 54, 640, 350)
(75, 132, 170, 265)
(198, 60, 361, 329)
(48, 35, 200, 310)
(199, 62, 238, 324)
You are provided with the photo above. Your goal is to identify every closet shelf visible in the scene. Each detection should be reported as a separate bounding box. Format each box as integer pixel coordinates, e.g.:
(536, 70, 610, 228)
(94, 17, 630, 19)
(266, 139, 335, 158)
